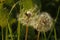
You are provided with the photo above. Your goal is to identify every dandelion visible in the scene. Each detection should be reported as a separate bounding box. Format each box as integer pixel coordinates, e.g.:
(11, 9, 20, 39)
(26, 12, 53, 40)
(18, 6, 53, 40)
(31, 12, 53, 40)
(33, 12, 53, 32)
(18, 5, 38, 25)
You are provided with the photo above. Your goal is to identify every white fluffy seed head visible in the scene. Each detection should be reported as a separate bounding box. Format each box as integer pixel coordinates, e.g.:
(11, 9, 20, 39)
(33, 12, 53, 32)
(17, 6, 38, 25)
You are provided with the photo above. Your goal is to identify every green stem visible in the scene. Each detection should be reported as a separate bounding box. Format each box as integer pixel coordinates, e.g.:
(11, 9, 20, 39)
(5, 27, 8, 40)
(7, 1, 20, 40)
(17, 21, 20, 40)
(2, 28, 3, 40)
(8, 23, 13, 40)
(54, 27, 57, 40)
(9, 1, 20, 15)
(37, 31, 40, 40)
(54, 8, 60, 40)
(55, 6, 60, 22)
(43, 32, 46, 40)
(48, 21, 55, 40)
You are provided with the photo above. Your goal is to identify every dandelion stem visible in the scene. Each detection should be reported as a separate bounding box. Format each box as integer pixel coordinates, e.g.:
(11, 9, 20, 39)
(25, 24, 28, 40)
(43, 32, 46, 40)
(25, 14, 30, 40)
(37, 31, 40, 40)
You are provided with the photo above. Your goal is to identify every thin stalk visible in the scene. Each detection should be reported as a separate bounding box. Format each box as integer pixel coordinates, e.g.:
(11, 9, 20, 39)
(9, 1, 20, 15)
(25, 16, 30, 40)
(25, 24, 28, 40)
(7, 23, 13, 40)
(2, 28, 3, 40)
(37, 31, 40, 40)
(17, 21, 20, 40)
(5, 27, 8, 40)
(54, 6, 60, 40)
(43, 32, 46, 40)
(55, 6, 60, 22)
(48, 21, 55, 40)
(54, 27, 57, 40)
(7, 1, 20, 40)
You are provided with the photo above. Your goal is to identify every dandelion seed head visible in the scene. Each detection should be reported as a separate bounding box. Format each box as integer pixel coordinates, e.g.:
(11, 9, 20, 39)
(17, 6, 38, 25)
(33, 12, 53, 32)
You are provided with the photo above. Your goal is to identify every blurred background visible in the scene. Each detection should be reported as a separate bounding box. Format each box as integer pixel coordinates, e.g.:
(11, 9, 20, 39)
(0, 0, 60, 40)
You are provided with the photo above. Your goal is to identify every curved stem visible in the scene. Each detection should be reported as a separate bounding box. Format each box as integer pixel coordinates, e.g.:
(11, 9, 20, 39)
(8, 23, 13, 40)
(7, 1, 20, 40)
(54, 27, 57, 40)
